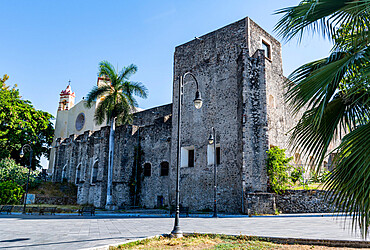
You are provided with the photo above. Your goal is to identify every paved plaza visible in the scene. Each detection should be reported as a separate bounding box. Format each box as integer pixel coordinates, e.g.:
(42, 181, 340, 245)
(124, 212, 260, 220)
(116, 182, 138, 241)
(0, 214, 368, 249)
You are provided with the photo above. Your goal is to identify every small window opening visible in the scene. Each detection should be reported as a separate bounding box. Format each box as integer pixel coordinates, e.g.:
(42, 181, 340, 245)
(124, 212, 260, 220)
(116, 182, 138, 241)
(216, 147, 221, 165)
(262, 40, 271, 59)
(160, 161, 169, 176)
(181, 146, 195, 167)
(207, 145, 221, 165)
(188, 149, 194, 167)
(144, 163, 152, 177)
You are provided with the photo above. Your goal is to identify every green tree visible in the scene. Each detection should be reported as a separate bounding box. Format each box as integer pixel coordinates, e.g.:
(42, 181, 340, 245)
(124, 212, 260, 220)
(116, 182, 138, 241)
(0, 76, 54, 168)
(266, 147, 293, 194)
(85, 61, 148, 207)
(275, 0, 369, 236)
(0, 158, 40, 188)
(0, 74, 9, 86)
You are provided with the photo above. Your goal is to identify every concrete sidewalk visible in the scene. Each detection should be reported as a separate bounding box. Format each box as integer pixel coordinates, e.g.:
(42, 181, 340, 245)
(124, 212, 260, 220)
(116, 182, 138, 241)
(0, 214, 368, 249)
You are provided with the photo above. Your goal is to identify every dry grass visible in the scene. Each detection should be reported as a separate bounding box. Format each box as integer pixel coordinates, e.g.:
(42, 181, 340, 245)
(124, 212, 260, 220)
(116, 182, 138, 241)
(290, 183, 325, 190)
(29, 181, 77, 197)
(110, 234, 360, 250)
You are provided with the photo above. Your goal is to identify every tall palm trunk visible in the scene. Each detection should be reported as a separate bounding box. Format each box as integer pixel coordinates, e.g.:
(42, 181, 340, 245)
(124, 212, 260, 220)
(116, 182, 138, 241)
(106, 117, 116, 208)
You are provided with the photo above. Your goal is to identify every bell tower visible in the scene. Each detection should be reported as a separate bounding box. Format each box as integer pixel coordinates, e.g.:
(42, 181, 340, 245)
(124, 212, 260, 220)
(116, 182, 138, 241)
(58, 81, 75, 111)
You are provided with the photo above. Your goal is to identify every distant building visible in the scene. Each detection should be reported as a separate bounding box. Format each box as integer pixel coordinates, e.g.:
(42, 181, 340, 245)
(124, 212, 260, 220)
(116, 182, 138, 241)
(50, 17, 337, 213)
(48, 77, 109, 172)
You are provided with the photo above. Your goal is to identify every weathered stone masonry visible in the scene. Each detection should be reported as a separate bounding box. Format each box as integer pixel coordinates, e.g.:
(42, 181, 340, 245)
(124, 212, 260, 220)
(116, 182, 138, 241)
(53, 104, 172, 208)
(52, 17, 301, 213)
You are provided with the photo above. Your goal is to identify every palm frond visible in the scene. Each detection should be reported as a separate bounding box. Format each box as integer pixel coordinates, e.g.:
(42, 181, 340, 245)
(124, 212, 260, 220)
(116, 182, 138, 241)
(94, 98, 109, 125)
(98, 61, 117, 81)
(118, 64, 138, 82)
(88, 61, 148, 126)
(325, 123, 370, 237)
(274, 0, 370, 42)
(85, 85, 111, 108)
(277, 0, 369, 237)
(126, 81, 148, 99)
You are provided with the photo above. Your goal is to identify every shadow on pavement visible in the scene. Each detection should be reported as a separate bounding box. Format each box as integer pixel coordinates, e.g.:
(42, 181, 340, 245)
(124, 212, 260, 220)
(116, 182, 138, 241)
(0, 236, 143, 249)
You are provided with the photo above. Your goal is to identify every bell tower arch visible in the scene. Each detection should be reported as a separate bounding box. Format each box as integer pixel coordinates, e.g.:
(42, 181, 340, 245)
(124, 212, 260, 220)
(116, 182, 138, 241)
(58, 81, 75, 111)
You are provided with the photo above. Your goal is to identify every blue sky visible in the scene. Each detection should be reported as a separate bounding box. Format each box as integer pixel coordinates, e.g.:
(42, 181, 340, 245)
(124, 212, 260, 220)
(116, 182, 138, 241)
(1, 0, 332, 117)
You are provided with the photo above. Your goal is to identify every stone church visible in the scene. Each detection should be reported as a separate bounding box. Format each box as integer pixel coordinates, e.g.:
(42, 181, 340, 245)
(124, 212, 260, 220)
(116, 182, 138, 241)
(50, 17, 306, 213)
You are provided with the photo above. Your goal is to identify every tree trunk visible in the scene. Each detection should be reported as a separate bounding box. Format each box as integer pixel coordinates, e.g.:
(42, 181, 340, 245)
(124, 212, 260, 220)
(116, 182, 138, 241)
(106, 117, 116, 208)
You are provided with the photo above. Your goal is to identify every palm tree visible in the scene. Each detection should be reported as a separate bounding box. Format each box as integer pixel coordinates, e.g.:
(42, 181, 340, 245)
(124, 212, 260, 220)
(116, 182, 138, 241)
(275, 0, 369, 237)
(86, 61, 148, 208)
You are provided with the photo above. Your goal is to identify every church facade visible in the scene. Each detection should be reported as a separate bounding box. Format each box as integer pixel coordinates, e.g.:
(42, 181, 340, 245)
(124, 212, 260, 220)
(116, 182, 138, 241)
(51, 17, 303, 213)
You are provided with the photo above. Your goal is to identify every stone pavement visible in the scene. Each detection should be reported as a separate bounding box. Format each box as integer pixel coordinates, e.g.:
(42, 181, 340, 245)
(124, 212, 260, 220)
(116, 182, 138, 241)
(0, 214, 368, 249)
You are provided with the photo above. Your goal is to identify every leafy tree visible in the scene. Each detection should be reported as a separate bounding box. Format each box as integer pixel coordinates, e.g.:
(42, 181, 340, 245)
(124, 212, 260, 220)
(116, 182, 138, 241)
(0, 158, 40, 188)
(275, 0, 369, 236)
(0, 181, 24, 205)
(0, 77, 54, 168)
(85, 61, 148, 206)
(0, 74, 9, 86)
(266, 147, 293, 194)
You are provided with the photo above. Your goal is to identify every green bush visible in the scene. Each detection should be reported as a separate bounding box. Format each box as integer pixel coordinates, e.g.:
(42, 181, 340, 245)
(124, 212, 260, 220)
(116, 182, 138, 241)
(0, 181, 24, 205)
(309, 170, 331, 184)
(290, 165, 304, 184)
(0, 158, 40, 188)
(266, 147, 293, 194)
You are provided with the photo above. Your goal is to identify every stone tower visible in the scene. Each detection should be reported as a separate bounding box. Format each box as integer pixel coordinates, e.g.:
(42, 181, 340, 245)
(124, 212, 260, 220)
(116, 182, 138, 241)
(170, 17, 289, 213)
(58, 84, 75, 111)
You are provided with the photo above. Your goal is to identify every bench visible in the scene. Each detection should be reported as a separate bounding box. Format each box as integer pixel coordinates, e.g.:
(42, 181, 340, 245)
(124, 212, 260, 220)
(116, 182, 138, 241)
(28, 206, 44, 215)
(0, 205, 13, 214)
(27, 206, 57, 215)
(43, 207, 57, 215)
(78, 206, 95, 216)
(169, 206, 189, 217)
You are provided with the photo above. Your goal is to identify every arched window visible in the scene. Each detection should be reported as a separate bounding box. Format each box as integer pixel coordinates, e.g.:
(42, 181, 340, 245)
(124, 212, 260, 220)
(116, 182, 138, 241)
(160, 161, 169, 176)
(143, 163, 151, 177)
(75, 164, 81, 184)
(91, 161, 98, 184)
(61, 165, 67, 182)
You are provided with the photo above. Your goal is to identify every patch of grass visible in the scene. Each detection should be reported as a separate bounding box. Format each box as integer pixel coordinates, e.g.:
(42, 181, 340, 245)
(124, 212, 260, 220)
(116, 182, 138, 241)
(290, 183, 325, 190)
(111, 234, 359, 249)
(110, 234, 278, 249)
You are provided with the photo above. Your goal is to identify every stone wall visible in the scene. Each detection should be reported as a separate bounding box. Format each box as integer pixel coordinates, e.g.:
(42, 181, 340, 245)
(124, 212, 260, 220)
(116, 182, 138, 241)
(35, 196, 77, 205)
(52, 105, 172, 208)
(245, 190, 335, 215)
(245, 192, 276, 215)
(276, 190, 335, 213)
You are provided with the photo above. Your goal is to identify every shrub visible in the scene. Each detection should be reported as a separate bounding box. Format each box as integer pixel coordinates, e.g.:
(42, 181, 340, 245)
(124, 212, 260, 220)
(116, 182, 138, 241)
(0, 181, 24, 205)
(309, 170, 331, 184)
(290, 165, 304, 184)
(0, 158, 40, 188)
(266, 147, 293, 194)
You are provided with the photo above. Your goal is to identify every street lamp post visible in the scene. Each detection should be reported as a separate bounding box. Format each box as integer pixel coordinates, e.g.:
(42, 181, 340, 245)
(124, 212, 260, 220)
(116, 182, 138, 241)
(208, 127, 217, 218)
(20, 144, 33, 214)
(171, 72, 203, 238)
